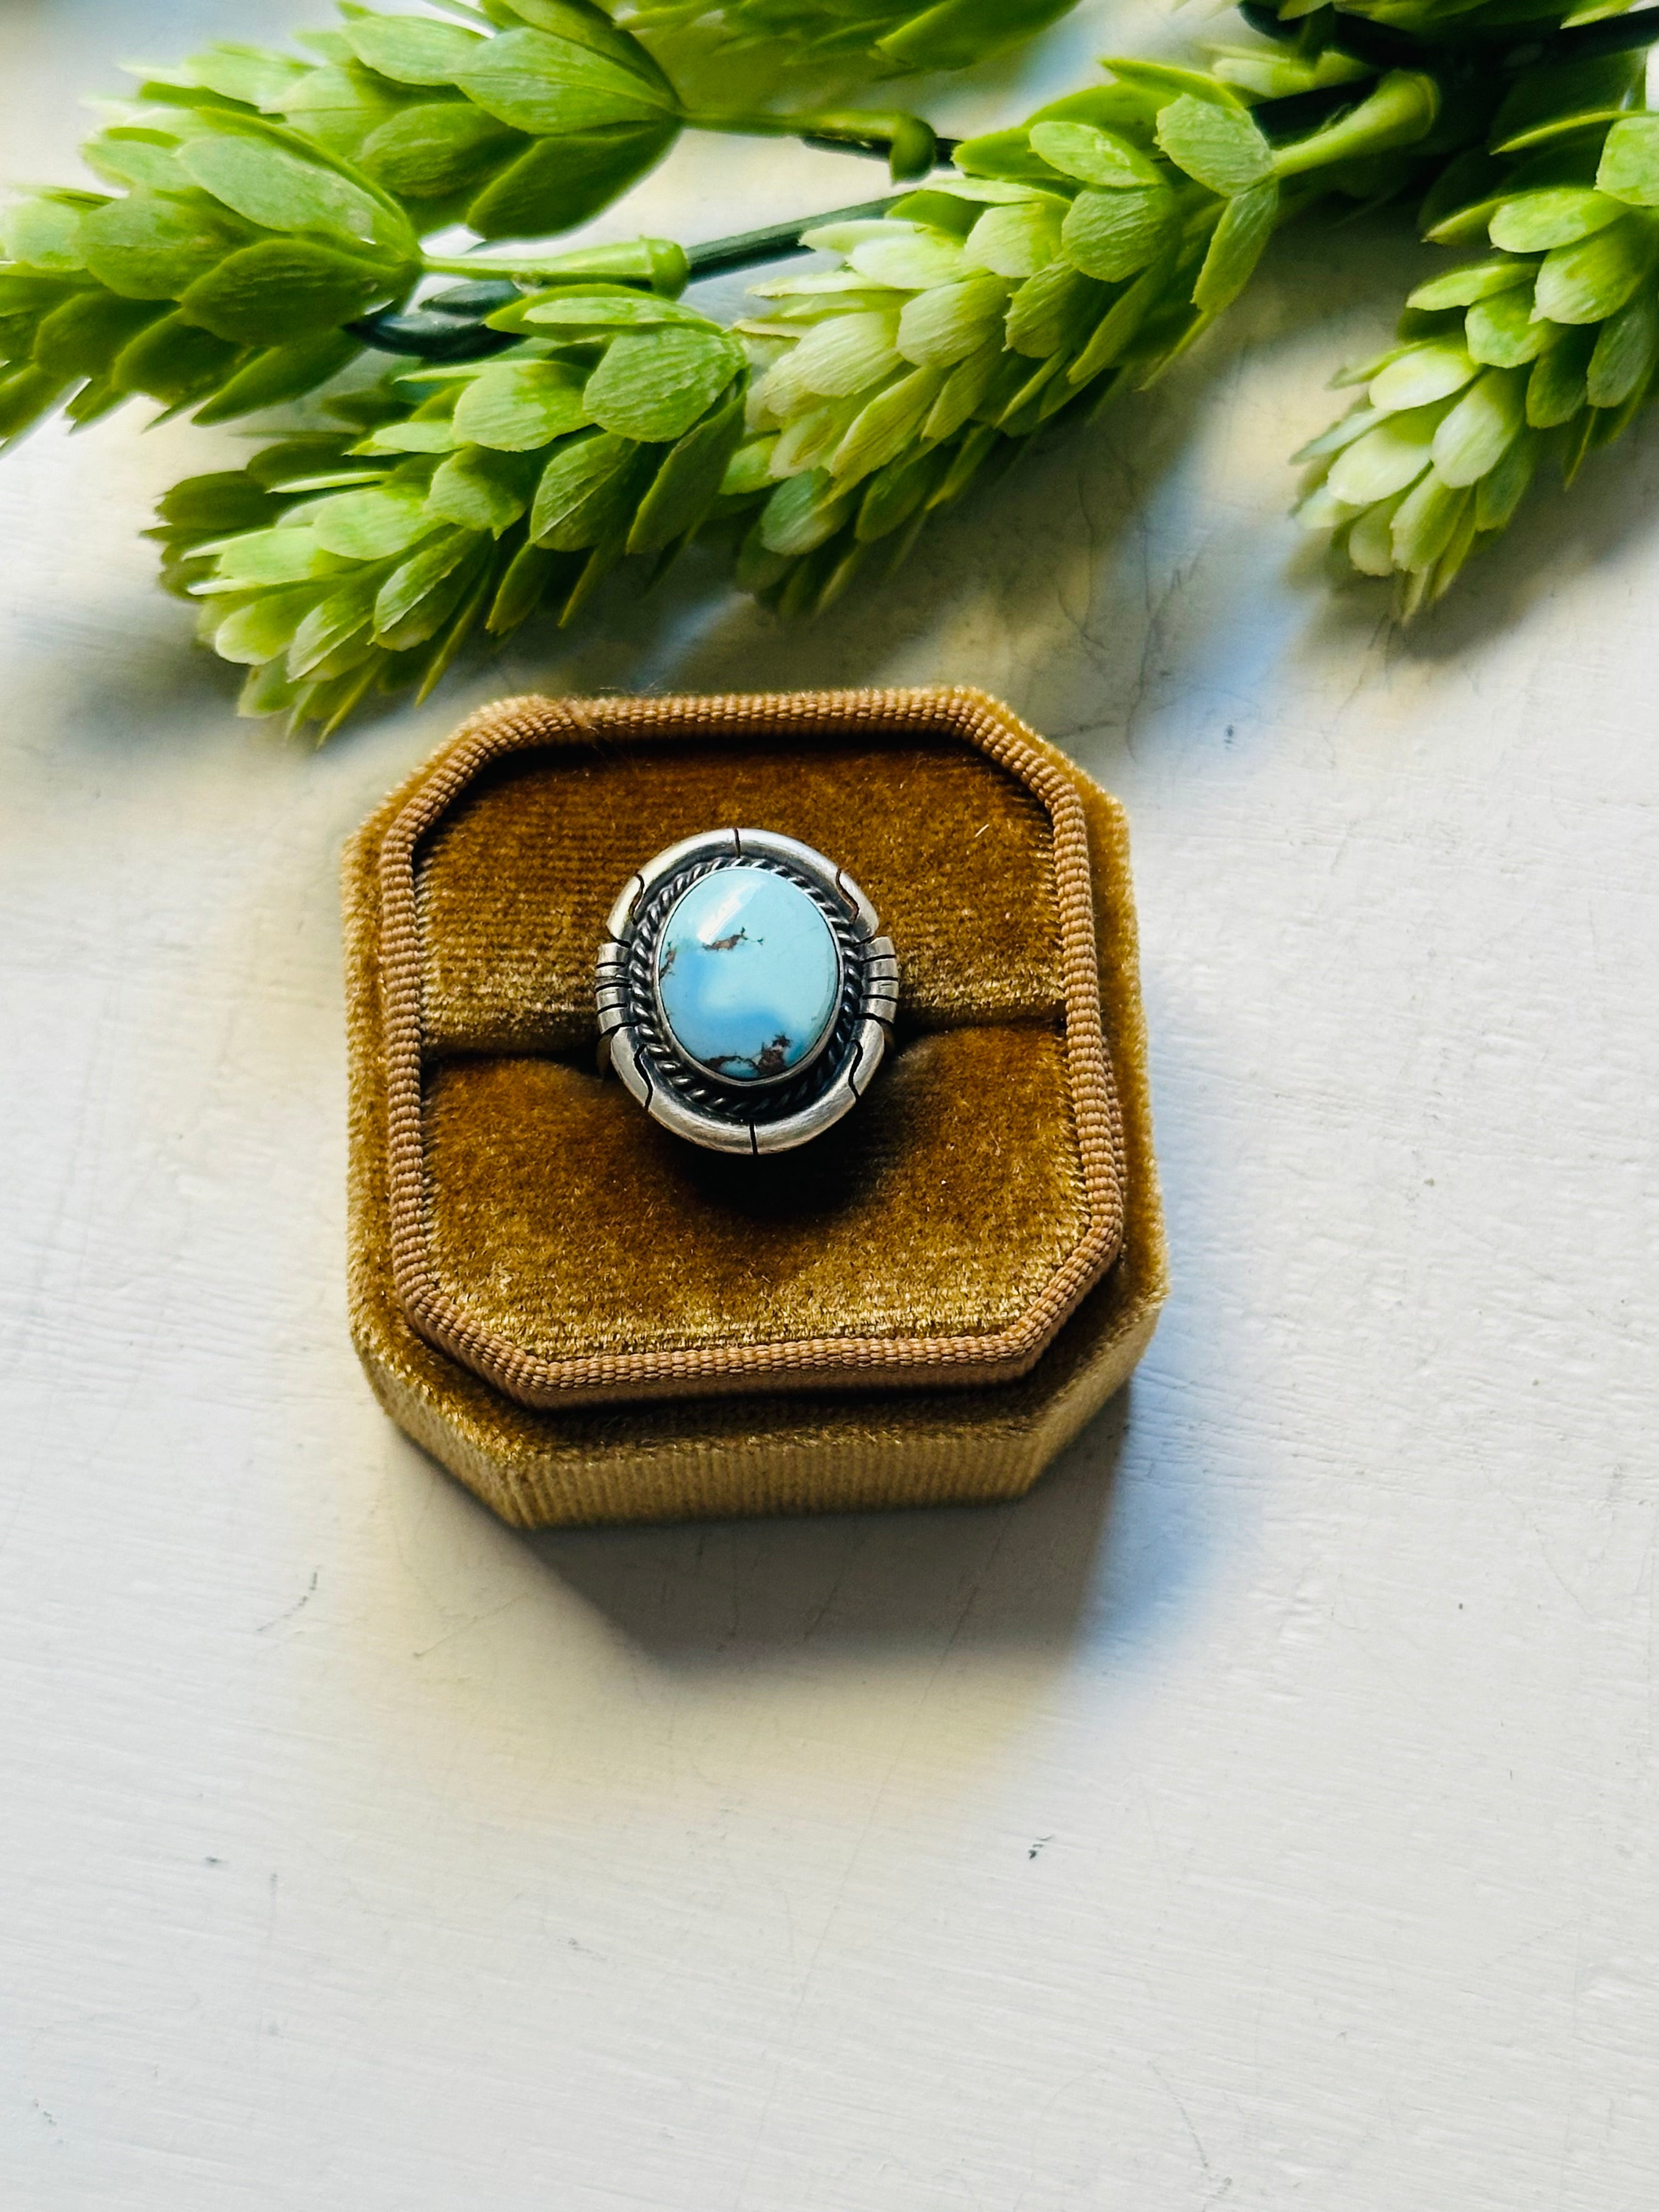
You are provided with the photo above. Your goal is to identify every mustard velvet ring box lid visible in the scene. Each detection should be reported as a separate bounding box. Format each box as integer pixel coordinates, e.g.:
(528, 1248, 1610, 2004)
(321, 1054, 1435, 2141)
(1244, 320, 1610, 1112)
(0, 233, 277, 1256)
(345, 686, 1167, 1528)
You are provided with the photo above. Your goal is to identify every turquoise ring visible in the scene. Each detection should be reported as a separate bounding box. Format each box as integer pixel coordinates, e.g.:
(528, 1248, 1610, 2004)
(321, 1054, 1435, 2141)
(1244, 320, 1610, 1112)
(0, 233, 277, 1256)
(596, 830, 898, 1154)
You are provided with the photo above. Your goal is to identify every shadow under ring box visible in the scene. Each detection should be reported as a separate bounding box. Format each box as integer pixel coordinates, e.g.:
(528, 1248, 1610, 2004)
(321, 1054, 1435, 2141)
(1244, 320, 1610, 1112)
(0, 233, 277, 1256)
(345, 686, 1167, 1527)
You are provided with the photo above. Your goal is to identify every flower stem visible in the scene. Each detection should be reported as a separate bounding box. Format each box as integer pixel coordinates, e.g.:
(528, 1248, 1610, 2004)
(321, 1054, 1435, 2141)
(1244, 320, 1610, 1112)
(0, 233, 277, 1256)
(1271, 69, 1440, 181)
(686, 108, 946, 180)
(685, 197, 906, 279)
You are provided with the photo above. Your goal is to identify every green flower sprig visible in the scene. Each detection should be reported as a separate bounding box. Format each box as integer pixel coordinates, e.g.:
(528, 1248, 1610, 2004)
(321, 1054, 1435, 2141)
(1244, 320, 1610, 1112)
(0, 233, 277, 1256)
(617, 0, 1083, 78)
(135, 2, 940, 240)
(1295, 41, 1659, 608)
(171, 52, 1462, 730)
(167, 287, 745, 735)
(10, 0, 1659, 740)
(729, 61, 1447, 614)
(0, 0, 946, 452)
(0, 114, 424, 443)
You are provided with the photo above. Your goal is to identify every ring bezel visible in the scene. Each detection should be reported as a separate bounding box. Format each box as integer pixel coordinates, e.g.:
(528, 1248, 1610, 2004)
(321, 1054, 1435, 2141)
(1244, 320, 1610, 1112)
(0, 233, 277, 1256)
(596, 830, 898, 1155)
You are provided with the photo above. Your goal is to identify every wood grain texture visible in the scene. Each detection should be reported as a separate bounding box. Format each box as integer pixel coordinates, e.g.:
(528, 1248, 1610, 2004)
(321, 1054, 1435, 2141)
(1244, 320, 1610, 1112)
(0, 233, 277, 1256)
(0, 5, 1653, 2208)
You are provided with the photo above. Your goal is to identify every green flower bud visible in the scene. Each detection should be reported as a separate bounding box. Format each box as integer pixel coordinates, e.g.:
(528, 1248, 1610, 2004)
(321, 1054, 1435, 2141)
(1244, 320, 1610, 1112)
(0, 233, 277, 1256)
(1300, 80, 1659, 614)
(170, 297, 745, 735)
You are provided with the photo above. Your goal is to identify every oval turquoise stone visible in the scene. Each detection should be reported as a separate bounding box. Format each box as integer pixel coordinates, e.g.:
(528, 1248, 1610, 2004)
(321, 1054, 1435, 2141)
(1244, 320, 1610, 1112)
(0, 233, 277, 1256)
(656, 865, 840, 1085)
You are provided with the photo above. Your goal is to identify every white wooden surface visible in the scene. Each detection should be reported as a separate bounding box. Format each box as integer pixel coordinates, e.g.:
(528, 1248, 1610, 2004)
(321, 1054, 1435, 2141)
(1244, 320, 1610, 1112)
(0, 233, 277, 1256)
(2, 5, 1654, 2207)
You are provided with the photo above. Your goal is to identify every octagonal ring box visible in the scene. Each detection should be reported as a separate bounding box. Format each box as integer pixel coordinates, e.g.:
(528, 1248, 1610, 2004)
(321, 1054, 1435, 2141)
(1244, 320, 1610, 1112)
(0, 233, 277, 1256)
(344, 686, 1167, 1528)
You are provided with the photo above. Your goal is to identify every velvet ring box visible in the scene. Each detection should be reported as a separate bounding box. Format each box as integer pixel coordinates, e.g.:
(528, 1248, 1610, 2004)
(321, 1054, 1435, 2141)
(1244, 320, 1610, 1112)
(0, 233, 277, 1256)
(344, 686, 1167, 1527)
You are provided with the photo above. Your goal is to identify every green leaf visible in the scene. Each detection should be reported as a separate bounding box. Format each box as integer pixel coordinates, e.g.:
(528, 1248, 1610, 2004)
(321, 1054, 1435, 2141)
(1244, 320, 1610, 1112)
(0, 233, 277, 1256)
(82, 129, 191, 195)
(1491, 50, 1643, 156)
(875, 0, 1078, 73)
(1064, 256, 1166, 387)
(1002, 262, 1103, 360)
(1587, 293, 1659, 408)
(109, 309, 241, 402)
(1598, 114, 1659, 208)
(1105, 60, 1246, 112)
(1430, 368, 1525, 487)
(775, 310, 901, 402)
(178, 239, 392, 345)
(278, 61, 421, 161)
(1027, 121, 1160, 190)
(528, 429, 640, 548)
(426, 443, 541, 532)
(854, 445, 946, 543)
(1342, 489, 1403, 574)
(451, 358, 590, 448)
(462, 119, 677, 239)
(157, 470, 276, 533)
(309, 481, 434, 558)
(960, 199, 1066, 280)
(177, 132, 403, 258)
(883, 188, 980, 239)
(1533, 218, 1655, 325)
(768, 394, 862, 481)
(31, 291, 161, 379)
(802, 219, 918, 256)
(494, 1, 672, 92)
(353, 417, 459, 455)
(486, 538, 563, 634)
(1291, 404, 1378, 466)
(237, 657, 302, 718)
(516, 288, 712, 331)
(341, 13, 485, 85)
(583, 326, 741, 442)
(1407, 258, 1532, 312)
(455, 27, 674, 136)
(287, 571, 382, 679)
(373, 529, 485, 645)
(204, 328, 362, 424)
(947, 129, 1060, 185)
(1464, 289, 1551, 370)
(1194, 179, 1277, 312)
(80, 191, 247, 300)
(0, 269, 81, 317)
(1390, 471, 1468, 573)
(214, 584, 329, 665)
(955, 86, 1161, 183)
(1475, 430, 1537, 532)
(0, 363, 67, 441)
(1487, 187, 1624, 254)
(1369, 341, 1478, 414)
(1, 194, 97, 272)
(928, 420, 1005, 511)
(1060, 187, 1176, 284)
(358, 100, 523, 200)
(720, 438, 776, 498)
(1525, 328, 1594, 426)
(831, 363, 942, 482)
(758, 467, 854, 556)
(627, 388, 745, 554)
(1155, 95, 1272, 197)
(1327, 408, 1438, 505)
(846, 233, 967, 290)
(199, 526, 347, 586)
(180, 40, 313, 111)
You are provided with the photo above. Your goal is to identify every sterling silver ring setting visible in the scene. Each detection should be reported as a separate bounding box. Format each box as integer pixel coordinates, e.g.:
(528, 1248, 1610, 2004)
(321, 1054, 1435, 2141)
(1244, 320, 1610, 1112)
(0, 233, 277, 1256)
(596, 829, 898, 1154)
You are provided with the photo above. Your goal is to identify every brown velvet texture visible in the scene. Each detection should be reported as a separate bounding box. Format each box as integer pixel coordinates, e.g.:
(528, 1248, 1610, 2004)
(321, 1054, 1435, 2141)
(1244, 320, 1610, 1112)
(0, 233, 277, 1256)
(345, 689, 1167, 1527)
